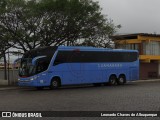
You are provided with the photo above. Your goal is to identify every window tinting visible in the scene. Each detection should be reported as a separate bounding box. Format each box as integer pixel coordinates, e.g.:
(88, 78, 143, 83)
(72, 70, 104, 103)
(54, 51, 138, 65)
(23, 46, 58, 59)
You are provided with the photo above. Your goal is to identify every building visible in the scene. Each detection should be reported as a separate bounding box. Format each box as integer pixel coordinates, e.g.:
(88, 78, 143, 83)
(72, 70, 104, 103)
(112, 33, 160, 79)
(0, 63, 19, 69)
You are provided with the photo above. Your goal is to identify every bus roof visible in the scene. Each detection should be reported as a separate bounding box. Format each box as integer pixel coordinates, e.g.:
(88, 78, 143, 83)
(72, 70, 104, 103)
(23, 46, 138, 57)
(57, 46, 138, 52)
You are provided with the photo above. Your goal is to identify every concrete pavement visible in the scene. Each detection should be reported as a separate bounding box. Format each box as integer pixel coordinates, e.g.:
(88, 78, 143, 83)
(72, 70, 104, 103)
(0, 80, 160, 120)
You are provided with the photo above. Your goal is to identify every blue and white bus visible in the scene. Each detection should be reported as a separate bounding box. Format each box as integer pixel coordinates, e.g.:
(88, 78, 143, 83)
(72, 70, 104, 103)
(18, 46, 139, 89)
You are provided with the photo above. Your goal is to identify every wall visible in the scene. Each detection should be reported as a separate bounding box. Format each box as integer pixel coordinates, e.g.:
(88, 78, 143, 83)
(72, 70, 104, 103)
(0, 69, 18, 85)
(140, 62, 159, 79)
(158, 62, 160, 78)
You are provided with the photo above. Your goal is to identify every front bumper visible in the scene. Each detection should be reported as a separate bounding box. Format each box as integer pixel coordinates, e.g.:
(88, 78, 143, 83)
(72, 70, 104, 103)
(18, 80, 38, 87)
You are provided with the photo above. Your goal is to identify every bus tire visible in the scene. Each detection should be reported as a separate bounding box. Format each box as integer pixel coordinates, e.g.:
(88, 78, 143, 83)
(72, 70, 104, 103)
(50, 77, 61, 89)
(109, 75, 117, 85)
(118, 75, 126, 85)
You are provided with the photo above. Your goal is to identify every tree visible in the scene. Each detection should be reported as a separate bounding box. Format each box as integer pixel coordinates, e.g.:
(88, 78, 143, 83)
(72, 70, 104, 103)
(0, 24, 12, 80)
(0, 0, 120, 53)
(38, 0, 121, 47)
(0, 0, 39, 52)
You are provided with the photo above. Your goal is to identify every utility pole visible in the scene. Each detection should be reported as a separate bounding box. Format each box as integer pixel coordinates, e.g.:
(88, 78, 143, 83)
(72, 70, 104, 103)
(3, 51, 7, 80)
(7, 49, 10, 85)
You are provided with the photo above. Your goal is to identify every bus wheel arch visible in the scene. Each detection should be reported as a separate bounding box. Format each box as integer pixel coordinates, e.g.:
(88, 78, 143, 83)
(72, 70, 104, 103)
(50, 76, 61, 89)
(118, 74, 126, 85)
(108, 74, 117, 85)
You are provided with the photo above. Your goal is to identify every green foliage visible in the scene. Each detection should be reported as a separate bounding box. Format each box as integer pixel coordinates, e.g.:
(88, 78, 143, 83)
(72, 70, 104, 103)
(0, 0, 120, 53)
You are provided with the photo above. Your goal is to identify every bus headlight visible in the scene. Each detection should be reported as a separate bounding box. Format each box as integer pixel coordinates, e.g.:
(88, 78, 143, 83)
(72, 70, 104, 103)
(30, 76, 38, 81)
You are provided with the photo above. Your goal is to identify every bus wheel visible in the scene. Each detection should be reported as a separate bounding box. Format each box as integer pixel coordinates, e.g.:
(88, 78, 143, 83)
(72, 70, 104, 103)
(50, 78, 61, 89)
(118, 75, 126, 85)
(109, 75, 117, 85)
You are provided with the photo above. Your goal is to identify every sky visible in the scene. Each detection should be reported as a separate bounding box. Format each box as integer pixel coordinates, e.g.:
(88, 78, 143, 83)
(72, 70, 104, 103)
(97, 0, 160, 34)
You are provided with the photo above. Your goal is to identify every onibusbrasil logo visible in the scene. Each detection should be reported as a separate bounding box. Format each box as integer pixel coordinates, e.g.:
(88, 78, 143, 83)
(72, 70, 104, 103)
(1, 112, 42, 118)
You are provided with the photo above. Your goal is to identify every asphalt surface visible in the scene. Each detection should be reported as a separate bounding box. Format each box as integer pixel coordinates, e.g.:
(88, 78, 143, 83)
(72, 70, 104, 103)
(0, 80, 160, 120)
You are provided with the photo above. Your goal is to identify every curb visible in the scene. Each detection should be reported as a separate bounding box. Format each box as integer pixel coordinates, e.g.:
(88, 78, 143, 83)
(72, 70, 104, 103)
(0, 87, 19, 91)
(0, 79, 160, 90)
(131, 79, 160, 83)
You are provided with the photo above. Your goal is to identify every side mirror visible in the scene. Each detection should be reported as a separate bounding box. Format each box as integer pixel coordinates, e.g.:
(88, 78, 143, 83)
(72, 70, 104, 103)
(13, 58, 21, 68)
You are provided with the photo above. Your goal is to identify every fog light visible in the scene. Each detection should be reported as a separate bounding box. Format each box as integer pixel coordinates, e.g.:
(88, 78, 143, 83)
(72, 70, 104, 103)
(40, 80, 44, 83)
(30, 76, 38, 81)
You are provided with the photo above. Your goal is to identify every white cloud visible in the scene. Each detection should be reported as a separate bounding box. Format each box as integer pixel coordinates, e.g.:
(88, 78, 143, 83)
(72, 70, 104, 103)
(97, 0, 160, 34)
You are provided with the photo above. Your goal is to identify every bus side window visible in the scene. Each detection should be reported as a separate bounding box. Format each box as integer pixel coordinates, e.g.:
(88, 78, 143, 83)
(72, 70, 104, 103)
(53, 51, 67, 65)
(36, 60, 48, 73)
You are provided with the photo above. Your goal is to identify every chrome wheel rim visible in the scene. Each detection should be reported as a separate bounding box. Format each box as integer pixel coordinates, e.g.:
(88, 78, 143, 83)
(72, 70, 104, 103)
(111, 78, 116, 84)
(119, 77, 124, 83)
(52, 81, 58, 87)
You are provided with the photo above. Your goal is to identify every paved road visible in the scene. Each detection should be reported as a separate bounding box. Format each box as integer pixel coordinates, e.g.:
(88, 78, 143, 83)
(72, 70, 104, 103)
(0, 81, 160, 120)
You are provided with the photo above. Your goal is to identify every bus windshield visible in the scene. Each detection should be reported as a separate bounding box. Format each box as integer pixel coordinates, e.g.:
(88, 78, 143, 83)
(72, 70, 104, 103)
(19, 46, 58, 77)
(19, 58, 36, 77)
(19, 57, 50, 77)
